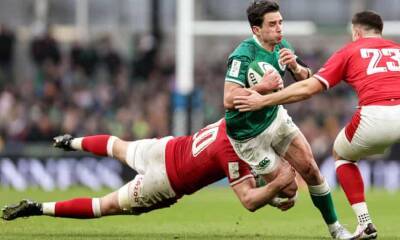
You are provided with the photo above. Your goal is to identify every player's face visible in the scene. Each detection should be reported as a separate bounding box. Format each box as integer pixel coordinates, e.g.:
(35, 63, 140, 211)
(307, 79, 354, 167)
(253, 11, 283, 48)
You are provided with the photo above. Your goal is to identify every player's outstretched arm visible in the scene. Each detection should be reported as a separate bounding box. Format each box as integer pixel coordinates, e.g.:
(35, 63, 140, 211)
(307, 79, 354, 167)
(224, 77, 283, 110)
(224, 82, 247, 109)
(233, 76, 324, 112)
(231, 163, 296, 212)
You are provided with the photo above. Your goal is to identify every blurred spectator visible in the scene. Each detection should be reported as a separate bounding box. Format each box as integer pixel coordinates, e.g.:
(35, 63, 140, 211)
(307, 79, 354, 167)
(30, 29, 61, 67)
(0, 24, 15, 87)
(97, 35, 123, 78)
(131, 34, 158, 81)
(70, 41, 99, 78)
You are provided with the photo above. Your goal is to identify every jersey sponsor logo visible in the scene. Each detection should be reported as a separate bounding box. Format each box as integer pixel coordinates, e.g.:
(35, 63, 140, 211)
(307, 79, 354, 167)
(229, 60, 241, 78)
(228, 162, 240, 179)
(254, 157, 271, 171)
(248, 71, 257, 86)
(132, 175, 144, 205)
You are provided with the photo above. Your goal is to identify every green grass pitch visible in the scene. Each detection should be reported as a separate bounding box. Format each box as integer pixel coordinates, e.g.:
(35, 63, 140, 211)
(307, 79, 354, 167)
(0, 187, 399, 239)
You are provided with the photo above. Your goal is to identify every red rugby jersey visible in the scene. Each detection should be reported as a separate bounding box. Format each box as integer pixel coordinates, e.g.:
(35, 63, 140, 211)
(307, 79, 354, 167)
(165, 120, 253, 196)
(315, 37, 400, 106)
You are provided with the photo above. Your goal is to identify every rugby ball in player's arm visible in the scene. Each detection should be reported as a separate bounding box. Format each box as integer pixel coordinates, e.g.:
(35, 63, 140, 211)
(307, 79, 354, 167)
(247, 61, 281, 94)
(270, 192, 298, 207)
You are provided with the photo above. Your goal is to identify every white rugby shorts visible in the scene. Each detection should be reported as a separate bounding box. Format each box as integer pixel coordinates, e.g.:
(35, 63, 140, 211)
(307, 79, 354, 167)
(334, 104, 400, 160)
(229, 106, 299, 175)
(123, 136, 177, 208)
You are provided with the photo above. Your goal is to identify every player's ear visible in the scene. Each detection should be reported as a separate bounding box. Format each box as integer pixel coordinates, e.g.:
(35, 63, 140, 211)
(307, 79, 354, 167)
(251, 26, 260, 35)
(351, 25, 362, 41)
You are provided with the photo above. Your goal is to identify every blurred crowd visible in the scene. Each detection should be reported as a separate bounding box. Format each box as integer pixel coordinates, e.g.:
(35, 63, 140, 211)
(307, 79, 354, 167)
(0, 24, 378, 163)
(0, 25, 175, 152)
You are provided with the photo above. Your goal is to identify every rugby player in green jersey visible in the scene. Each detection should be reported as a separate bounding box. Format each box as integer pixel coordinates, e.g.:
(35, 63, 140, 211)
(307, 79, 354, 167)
(223, 1, 353, 239)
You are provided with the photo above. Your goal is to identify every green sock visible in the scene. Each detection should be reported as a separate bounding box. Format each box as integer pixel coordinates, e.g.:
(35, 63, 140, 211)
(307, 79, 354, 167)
(309, 180, 338, 225)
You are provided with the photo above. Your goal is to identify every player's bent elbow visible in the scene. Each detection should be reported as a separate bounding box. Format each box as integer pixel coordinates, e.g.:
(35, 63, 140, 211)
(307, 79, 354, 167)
(241, 196, 259, 212)
(243, 202, 257, 212)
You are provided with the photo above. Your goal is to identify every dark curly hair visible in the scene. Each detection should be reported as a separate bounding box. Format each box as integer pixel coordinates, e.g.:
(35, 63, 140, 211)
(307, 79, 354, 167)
(352, 11, 383, 34)
(247, 0, 280, 27)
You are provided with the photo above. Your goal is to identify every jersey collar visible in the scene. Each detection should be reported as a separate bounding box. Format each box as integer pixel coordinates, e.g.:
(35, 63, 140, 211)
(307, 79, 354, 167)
(252, 35, 275, 53)
(252, 35, 263, 48)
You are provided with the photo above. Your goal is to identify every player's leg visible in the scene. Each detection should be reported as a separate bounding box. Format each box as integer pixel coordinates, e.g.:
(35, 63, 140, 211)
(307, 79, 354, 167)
(40, 190, 123, 218)
(271, 107, 351, 239)
(333, 128, 377, 239)
(41, 172, 175, 218)
(283, 133, 353, 239)
(1, 195, 105, 220)
(1, 172, 176, 221)
(53, 134, 130, 165)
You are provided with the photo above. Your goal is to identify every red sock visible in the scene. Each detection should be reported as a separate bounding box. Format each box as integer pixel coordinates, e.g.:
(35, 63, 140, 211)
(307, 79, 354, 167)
(336, 162, 365, 205)
(55, 198, 99, 218)
(82, 135, 111, 156)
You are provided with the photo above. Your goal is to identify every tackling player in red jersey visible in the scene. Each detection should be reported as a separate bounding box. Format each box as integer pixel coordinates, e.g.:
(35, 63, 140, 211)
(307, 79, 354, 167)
(233, 11, 398, 239)
(2, 119, 297, 221)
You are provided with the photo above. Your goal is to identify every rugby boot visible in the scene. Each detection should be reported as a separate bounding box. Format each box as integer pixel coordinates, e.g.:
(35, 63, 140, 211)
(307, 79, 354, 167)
(354, 223, 377, 239)
(2, 199, 43, 220)
(330, 224, 357, 240)
(53, 134, 75, 151)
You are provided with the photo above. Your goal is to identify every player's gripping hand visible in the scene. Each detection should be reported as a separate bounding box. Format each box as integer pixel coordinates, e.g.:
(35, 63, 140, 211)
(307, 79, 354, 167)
(250, 69, 283, 96)
(279, 48, 298, 72)
(233, 89, 265, 112)
(261, 69, 283, 91)
(276, 161, 296, 187)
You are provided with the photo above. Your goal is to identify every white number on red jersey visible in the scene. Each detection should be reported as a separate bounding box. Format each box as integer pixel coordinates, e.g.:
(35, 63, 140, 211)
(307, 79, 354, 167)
(192, 120, 221, 157)
(361, 48, 400, 75)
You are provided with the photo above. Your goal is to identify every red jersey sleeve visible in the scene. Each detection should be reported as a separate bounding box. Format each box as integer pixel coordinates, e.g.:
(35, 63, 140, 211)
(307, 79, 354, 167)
(314, 48, 348, 89)
(222, 159, 254, 186)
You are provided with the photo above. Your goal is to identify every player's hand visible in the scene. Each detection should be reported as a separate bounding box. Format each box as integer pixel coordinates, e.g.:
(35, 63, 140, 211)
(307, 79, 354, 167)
(277, 161, 296, 187)
(233, 89, 265, 112)
(261, 69, 284, 90)
(279, 48, 298, 72)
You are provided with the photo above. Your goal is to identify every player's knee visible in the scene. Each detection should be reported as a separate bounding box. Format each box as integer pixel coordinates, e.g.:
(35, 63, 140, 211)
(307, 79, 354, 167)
(242, 197, 257, 212)
(112, 138, 129, 162)
(117, 175, 146, 211)
(332, 148, 340, 160)
(100, 197, 120, 215)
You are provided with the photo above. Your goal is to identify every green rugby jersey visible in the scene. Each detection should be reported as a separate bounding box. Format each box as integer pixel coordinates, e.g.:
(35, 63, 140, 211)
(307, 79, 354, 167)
(225, 35, 294, 140)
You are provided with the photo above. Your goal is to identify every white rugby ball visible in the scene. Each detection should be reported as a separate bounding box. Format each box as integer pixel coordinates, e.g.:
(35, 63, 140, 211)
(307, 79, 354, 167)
(247, 61, 279, 87)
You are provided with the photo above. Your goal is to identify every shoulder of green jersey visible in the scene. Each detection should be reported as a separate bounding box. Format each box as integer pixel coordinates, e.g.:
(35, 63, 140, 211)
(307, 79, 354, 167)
(230, 40, 257, 60)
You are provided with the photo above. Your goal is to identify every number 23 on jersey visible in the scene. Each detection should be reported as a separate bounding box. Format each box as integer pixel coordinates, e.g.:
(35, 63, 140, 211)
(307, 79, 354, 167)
(361, 48, 400, 75)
